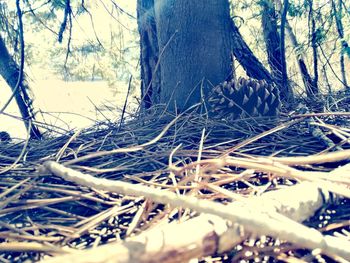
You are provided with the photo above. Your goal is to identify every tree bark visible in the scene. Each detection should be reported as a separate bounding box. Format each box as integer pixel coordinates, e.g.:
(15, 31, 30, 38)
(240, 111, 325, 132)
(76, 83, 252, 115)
(261, 1, 283, 85)
(0, 36, 41, 138)
(332, 0, 349, 89)
(155, 0, 234, 111)
(308, 0, 319, 96)
(230, 21, 274, 83)
(137, 0, 161, 109)
(275, 0, 316, 97)
(260, 0, 293, 101)
(137, 0, 289, 112)
(138, 0, 233, 112)
(280, 0, 295, 102)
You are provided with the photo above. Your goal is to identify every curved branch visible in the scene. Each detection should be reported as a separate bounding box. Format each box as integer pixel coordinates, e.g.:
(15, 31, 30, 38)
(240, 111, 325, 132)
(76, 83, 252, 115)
(58, 0, 71, 43)
(230, 21, 274, 83)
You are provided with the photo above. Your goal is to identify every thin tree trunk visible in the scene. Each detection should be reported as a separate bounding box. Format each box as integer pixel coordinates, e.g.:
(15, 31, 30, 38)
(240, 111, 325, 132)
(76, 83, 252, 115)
(332, 0, 349, 89)
(261, 0, 293, 101)
(230, 21, 274, 83)
(275, 0, 316, 97)
(261, 1, 283, 85)
(308, 0, 319, 96)
(137, 0, 161, 109)
(0, 36, 41, 138)
(280, 0, 294, 102)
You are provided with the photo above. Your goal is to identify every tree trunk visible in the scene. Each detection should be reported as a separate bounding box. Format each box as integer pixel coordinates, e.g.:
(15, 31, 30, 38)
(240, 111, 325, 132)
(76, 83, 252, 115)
(332, 0, 349, 89)
(260, 0, 293, 101)
(261, 1, 283, 85)
(0, 36, 41, 139)
(279, 0, 294, 102)
(307, 0, 319, 96)
(138, 0, 233, 112)
(137, 0, 289, 112)
(137, 0, 161, 109)
(275, 0, 316, 97)
(230, 21, 274, 83)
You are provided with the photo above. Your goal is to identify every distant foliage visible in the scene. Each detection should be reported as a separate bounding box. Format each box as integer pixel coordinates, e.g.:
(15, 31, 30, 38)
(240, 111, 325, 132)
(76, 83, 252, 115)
(287, 2, 305, 17)
(2, 0, 139, 91)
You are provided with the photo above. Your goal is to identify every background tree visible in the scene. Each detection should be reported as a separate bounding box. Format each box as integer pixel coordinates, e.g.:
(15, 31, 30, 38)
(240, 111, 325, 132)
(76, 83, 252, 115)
(0, 0, 139, 138)
(259, 0, 293, 101)
(24, 0, 138, 85)
(275, 0, 316, 97)
(261, 0, 283, 86)
(332, 0, 349, 89)
(307, 0, 320, 96)
(0, 1, 41, 138)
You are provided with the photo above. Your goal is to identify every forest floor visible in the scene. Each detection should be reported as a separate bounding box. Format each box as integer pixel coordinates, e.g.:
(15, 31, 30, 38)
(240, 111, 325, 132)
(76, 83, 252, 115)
(1, 93, 350, 262)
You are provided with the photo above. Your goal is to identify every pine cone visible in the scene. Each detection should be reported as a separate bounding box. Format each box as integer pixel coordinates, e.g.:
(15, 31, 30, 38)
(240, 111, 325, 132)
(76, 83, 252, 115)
(207, 77, 280, 119)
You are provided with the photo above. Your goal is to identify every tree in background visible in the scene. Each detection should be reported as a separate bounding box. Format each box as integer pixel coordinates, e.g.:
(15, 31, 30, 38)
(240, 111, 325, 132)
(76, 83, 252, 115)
(274, 0, 316, 98)
(332, 0, 350, 89)
(0, 0, 138, 138)
(24, 0, 138, 85)
(0, 1, 41, 138)
(260, 0, 294, 101)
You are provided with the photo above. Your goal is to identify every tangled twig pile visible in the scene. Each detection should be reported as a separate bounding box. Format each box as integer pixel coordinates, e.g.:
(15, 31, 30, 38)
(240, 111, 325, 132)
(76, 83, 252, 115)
(1, 105, 350, 262)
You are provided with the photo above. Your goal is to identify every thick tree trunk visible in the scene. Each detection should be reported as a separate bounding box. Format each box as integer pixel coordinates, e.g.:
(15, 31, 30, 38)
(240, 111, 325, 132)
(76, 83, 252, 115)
(137, 0, 287, 112)
(0, 36, 41, 138)
(138, 0, 233, 112)
(155, 0, 233, 111)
